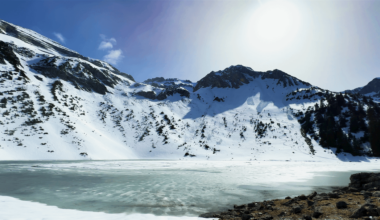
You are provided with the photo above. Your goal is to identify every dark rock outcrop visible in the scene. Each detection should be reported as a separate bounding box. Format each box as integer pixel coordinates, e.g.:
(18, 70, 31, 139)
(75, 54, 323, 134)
(336, 201, 347, 209)
(349, 172, 380, 190)
(0, 41, 22, 70)
(31, 58, 129, 95)
(156, 87, 190, 100)
(144, 77, 166, 83)
(350, 204, 379, 218)
(307, 191, 317, 200)
(193, 65, 311, 92)
(143, 77, 193, 89)
(136, 87, 190, 100)
(136, 91, 156, 99)
(213, 97, 224, 102)
(261, 69, 311, 88)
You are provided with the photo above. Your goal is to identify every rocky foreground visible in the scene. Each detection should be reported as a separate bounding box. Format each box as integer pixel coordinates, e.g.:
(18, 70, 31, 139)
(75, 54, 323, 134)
(200, 172, 380, 220)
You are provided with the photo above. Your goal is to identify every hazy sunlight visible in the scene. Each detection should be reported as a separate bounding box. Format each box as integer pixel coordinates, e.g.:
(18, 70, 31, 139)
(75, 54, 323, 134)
(246, 0, 301, 53)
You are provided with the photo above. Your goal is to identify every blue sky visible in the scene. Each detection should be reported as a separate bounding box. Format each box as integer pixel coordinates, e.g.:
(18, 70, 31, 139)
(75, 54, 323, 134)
(2, 0, 380, 91)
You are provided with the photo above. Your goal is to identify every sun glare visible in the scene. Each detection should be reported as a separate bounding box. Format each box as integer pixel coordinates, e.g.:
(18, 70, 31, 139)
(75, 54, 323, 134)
(246, 0, 301, 52)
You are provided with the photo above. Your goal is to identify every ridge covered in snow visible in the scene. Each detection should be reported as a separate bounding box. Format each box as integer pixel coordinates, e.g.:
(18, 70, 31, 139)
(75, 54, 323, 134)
(0, 19, 379, 161)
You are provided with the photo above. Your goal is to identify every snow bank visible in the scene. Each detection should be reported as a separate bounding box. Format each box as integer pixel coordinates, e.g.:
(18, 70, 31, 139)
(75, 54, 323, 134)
(0, 196, 214, 220)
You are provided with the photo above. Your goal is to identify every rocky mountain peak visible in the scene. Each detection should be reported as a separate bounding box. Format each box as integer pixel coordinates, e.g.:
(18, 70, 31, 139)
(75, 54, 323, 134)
(193, 65, 257, 92)
(0, 20, 81, 58)
(0, 20, 134, 95)
(346, 78, 380, 97)
(193, 65, 311, 92)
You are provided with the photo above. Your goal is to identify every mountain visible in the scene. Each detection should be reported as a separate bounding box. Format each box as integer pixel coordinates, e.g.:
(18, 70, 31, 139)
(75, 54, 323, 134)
(0, 19, 379, 161)
(345, 78, 380, 99)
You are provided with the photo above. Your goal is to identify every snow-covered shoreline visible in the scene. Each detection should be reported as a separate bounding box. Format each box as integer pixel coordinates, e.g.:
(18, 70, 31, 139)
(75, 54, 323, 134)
(0, 196, 215, 220)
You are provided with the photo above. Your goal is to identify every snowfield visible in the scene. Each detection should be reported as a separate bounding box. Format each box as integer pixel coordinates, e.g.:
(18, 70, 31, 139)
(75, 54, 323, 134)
(0, 19, 378, 161)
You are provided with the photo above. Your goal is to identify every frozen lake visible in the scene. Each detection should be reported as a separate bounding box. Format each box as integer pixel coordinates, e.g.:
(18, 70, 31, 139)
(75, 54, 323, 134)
(0, 160, 380, 219)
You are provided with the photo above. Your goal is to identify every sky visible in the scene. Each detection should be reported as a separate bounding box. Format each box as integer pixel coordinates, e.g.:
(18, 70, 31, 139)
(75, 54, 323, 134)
(1, 0, 380, 91)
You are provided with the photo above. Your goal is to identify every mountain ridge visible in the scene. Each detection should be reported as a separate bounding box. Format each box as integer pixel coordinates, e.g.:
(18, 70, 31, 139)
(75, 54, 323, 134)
(0, 19, 379, 161)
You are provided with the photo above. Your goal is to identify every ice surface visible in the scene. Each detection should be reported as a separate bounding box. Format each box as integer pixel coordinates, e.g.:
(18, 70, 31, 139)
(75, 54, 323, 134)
(0, 160, 380, 219)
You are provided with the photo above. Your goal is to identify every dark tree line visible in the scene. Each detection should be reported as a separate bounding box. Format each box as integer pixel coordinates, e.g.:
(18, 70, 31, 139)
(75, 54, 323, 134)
(298, 92, 380, 157)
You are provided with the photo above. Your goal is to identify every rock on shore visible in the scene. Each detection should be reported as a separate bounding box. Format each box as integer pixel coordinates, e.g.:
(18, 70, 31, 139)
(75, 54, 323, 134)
(200, 172, 380, 220)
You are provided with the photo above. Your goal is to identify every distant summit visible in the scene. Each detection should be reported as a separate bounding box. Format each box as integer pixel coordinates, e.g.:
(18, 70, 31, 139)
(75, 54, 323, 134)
(345, 78, 380, 97)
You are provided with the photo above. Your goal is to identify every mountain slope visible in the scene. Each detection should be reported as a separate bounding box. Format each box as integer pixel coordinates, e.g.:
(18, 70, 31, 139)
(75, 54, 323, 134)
(345, 77, 380, 99)
(0, 19, 378, 161)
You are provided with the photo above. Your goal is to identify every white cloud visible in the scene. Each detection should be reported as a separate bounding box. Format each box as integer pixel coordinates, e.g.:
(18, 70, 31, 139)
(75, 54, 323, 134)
(98, 35, 117, 50)
(109, 38, 116, 44)
(99, 35, 122, 65)
(104, 49, 123, 65)
(53, 32, 65, 43)
(98, 41, 113, 50)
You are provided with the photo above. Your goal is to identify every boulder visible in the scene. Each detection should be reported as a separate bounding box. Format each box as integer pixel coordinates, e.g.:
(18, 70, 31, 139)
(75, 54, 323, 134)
(312, 211, 322, 218)
(277, 212, 286, 217)
(293, 206, 302, 214)
(198, 212, 218, 218)
(328, 192, 339, 198)
(259, 214, 273, 220)
(241, 213, 253, 220)
(298, 194, 307, 200)
(234, 204, 247, 210)
(336, 201, 347, 209)
(303, 215, 312, 220)
(282, 198, 297, 206)
(307, 200, 315, 207)
(373, 191, 380, 197)
(307, 191, 317, 199)
(350, 204, 379, 218)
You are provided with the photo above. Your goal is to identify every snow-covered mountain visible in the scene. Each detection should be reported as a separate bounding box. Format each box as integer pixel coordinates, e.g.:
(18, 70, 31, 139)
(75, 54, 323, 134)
(345, 78, 380, 99)
(0, 19, 379, 161)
